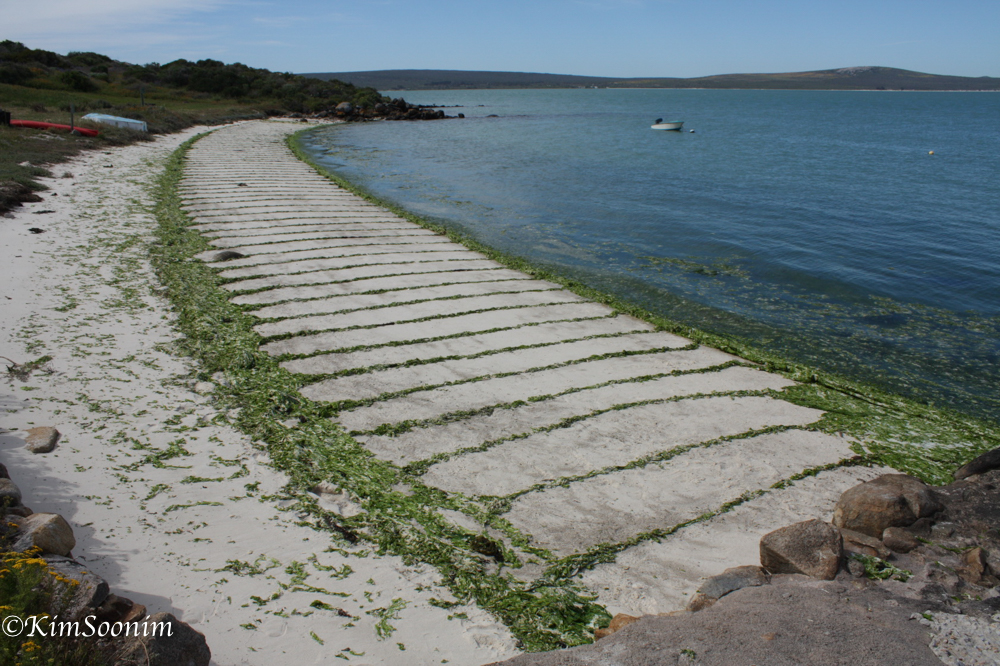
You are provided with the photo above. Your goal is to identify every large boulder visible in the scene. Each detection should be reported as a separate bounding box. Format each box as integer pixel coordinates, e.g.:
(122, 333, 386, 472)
(13, 512, 76, 556)
(24, 426, 60, 453)
(44, 555, 111, 619)
(833, 474, 941, 538)
(116, 612, 211, 666)
(760, 519, 842, 580)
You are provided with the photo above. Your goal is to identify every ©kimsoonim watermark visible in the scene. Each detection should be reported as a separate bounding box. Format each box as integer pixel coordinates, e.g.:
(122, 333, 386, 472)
(2, 614, 172, 639)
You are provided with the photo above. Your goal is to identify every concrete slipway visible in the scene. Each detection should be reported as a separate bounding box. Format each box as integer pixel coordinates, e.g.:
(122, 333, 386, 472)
(180, 121, 886, 617)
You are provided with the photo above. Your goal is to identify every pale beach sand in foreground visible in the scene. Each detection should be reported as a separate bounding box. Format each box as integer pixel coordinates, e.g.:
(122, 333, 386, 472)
(1, 119, 895, 664)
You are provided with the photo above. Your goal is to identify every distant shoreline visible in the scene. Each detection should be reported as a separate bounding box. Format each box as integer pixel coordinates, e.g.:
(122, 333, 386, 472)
(303, 66, 1000, 92)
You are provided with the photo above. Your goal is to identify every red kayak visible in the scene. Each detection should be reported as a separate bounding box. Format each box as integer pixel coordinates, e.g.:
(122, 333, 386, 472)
(11, 120, 99, 137)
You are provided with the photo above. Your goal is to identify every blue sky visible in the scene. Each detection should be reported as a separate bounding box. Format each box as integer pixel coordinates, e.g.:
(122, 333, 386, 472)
(6, 0, 999, 78)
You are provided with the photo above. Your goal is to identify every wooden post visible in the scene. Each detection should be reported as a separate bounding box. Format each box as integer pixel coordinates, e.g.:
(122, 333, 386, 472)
(141, 86, 145, 106)
(70, 103, 75, 132)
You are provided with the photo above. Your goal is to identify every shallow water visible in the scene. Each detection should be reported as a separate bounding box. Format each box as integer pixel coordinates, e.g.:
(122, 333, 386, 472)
(300, 89, 1000, 422)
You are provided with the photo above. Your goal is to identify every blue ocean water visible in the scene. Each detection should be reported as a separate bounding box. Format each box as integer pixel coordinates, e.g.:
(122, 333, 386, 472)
(300, 89, 1000, 421)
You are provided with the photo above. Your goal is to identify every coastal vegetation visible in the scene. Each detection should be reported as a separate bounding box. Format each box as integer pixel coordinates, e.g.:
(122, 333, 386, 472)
(0, 40, 388, 213)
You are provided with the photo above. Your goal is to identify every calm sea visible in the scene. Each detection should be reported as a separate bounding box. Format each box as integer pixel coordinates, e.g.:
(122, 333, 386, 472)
(299, 89, 1000, 422)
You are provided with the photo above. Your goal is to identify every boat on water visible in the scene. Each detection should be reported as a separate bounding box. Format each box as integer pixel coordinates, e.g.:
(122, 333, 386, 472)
(651, 118, 684, 131)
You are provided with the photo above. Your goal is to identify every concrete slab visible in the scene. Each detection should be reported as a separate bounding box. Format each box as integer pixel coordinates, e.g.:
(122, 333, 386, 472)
(282, 317, 654, 375)
(335, 346, 735, 432)
(191, 211, 394, 224)
(203, 225, 434, 239)
(183, 198, 365, 212)
(219, 250, 484, 280)
(206, 242, 464, 268)
(264, 302, 618, 358)
(195, 219, 409, 232)
(422, 396, 824, 497)
(253, 280, 563, 319)
(231, 269, 530, 306)
(196, 236, 454, 260)
(207, 229, 441, 248)
(359, 366, 791, 465)
(223, 258, 504, 292)
(255, 290, 586, 338)
(503, 429, 854, 557)
(300, 331, 689, 402)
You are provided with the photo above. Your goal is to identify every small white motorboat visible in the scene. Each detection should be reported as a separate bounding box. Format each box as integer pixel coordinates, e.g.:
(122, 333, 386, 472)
(651, 118, 684, 131)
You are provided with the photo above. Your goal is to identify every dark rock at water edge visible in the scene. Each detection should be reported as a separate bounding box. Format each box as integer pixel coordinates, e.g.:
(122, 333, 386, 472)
(307, 96, 456, 122)
(954, 446, 1000, 480)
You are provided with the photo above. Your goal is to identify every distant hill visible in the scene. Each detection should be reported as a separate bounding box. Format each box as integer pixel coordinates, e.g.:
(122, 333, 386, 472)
(303, 66, 1000, 91)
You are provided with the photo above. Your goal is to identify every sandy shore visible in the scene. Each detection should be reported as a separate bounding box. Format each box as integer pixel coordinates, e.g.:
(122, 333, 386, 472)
(0, 122, 519, 665)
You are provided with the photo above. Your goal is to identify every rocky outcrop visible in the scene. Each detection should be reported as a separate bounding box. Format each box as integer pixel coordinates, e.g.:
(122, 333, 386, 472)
(44, 555, 111, 619)
(309, 96, 456, 122)
(0, 477, 22, 507)
(490, 581, 945, 666)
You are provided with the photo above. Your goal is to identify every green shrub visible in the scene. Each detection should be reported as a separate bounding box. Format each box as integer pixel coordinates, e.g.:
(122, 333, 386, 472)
(58, 71, 97, 93)
(0, 64, 33, 86)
